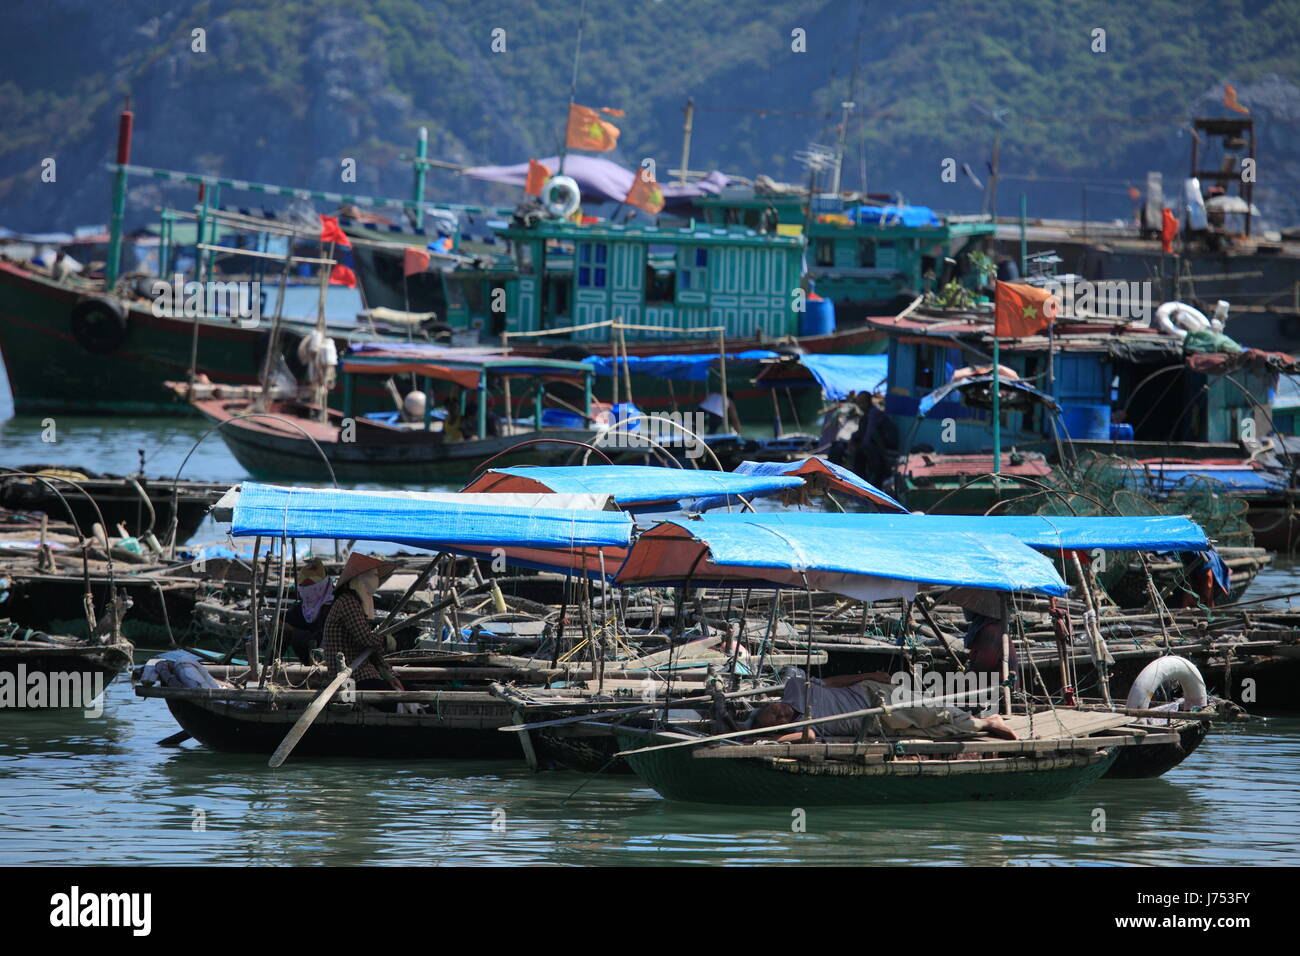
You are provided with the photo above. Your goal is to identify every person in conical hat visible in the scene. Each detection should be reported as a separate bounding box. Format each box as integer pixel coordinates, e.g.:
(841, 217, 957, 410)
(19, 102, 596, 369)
(282, 557, 335, 664)
(321, 553, 398, 695)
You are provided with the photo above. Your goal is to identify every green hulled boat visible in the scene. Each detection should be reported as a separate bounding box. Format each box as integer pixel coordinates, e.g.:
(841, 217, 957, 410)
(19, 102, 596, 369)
(616, 729, 1121, 807)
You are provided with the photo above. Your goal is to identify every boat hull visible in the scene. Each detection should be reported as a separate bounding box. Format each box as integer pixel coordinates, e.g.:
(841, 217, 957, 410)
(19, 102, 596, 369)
(0, 262, 269, 414)
(617, 732, 1119, 806)
(163, 696, 526, 759)
(0, 639, 134, 707)
(215, 417, 603, 483)
(1103, 720, 1209, 779)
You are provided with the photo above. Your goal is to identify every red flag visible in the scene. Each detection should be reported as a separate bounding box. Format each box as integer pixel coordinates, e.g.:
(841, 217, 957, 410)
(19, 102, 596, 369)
(1161, 207, 1179, 254)
(994, 281, 1058, 339)
(525, 159, 551, 197)
(624, 165, 665, 215)
(1224, 84, 1249, 115)
(565, 104, 621, 152)
(403, 246, 431, 277)
(329, 263, 357, 288)
(319, 214, 351, 247)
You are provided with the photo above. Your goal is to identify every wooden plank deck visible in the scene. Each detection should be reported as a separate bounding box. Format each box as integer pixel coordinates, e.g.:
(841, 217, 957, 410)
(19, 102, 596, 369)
(1002, 709, 1134, 739)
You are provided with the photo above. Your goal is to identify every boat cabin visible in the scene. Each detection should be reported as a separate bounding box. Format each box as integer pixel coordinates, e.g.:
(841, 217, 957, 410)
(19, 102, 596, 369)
(870, 310, 1282, 459)
(695, 188, 997, 323)
(338, 344, 596, 440)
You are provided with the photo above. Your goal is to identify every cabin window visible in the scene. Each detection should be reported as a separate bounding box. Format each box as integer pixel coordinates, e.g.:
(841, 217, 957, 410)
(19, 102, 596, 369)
(678, 246, 709, 292)
(543, 274, 570, 325)
(815, 238, 835, 267)
(577, 243, 608, 288)
(646, 265, 676, 305)
(489, 281, 508, 335)
(514, 241, 534, 273)
(458, 278, 484, 313)
(442, 278, 467, 310)
(915, 345, 938, 390)
(858, 240, 876, 268)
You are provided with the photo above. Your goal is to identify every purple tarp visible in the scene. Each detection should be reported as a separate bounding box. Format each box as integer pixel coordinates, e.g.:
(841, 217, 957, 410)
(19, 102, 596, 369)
(462, 156, 728, 211)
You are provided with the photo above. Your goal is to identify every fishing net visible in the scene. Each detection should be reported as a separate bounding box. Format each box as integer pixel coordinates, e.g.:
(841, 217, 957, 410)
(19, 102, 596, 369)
(1005, 451, 1254, 606)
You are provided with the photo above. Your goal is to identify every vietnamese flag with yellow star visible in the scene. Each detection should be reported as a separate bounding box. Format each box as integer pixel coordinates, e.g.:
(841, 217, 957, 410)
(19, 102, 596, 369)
(624, 165, 665, 215)
(566, 104, 622, 152)
(994, 281, 1058, 338)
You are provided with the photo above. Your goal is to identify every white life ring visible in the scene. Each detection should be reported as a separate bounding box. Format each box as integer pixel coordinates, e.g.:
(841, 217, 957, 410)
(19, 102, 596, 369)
(1154, 301, 1210, 340)
(1125, 655, 1208, 710)
(542, 176, 581, 219)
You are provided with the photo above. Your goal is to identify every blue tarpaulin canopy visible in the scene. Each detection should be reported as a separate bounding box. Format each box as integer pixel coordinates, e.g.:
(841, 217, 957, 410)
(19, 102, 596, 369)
(229, 483, 633, 555)
(693, 457, 908, 513)
(691, 512, 1209, 552)
(1124, 466, 1289, 495)
(847, 205, 942, 228)
(756, 354, 889, 400)
(582, 351, 777, 381)
(616, 516, 1069, 599)
(462, 465, 805, 507)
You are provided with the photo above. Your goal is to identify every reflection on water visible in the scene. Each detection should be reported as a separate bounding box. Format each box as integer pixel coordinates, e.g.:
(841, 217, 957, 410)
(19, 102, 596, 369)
(2, 365, 1300, 864)
(1, 673, 1296, 866)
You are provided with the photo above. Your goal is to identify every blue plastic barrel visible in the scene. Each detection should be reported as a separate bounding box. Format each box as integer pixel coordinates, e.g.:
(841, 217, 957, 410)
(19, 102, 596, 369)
(800, 295, 836, 336)
(1109, 423, 1135, 441)
(1059, 403, 1112, 440)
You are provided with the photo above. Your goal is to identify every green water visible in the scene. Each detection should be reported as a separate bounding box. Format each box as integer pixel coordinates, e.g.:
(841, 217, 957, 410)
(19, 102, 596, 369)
(3, 389, 1300, 865)
(1, 677, 1297, 865)
(2, 558, 1297, 865)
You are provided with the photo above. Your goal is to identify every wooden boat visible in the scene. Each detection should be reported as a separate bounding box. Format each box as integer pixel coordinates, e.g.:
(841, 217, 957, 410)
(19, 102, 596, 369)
(0, 464, 226, 541)
(611, 711, 1153, 806)
(1, 619, 133, 708)
(171, 346, 607, 481)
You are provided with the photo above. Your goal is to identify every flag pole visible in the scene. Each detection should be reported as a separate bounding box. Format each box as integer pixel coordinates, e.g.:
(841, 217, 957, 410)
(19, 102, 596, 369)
(559, 0, 588, 177)
(992, 332, 1001, 476)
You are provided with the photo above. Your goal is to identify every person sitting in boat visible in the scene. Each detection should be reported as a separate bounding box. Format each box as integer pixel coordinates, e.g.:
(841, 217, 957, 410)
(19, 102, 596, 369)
(698, 392, 736, 434)
(963, 611, 1018, 675)
(322, 553, 399, 707)
(750, 672, 1017, 741)
(282, 558, 334, 664)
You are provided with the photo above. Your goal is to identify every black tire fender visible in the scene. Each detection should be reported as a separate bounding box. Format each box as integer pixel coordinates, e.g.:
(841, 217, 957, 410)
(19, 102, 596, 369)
(69, 296, 128, 354)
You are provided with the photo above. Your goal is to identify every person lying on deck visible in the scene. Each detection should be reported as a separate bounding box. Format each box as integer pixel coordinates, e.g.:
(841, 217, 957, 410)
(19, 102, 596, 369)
(750, 672, 1017, 742)
(322, 553, 399, 709)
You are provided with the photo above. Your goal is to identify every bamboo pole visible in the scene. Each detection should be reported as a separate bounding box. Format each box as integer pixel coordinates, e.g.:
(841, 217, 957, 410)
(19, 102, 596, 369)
(616, 686, 1001, 758)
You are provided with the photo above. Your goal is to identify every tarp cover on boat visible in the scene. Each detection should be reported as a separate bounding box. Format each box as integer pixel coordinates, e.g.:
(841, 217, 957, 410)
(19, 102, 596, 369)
(341, 344, 591, 387)
(581, 350, 778, 381)
(462, 155, 729, 211)
(693, 457, 908, 513)
(689, 512, 1209, 552)
(228, 483, 633, 562)
(1124, 466, 1289, 494)
(757, 354, 890, 400)
(461, 465, 805, 507)
(918, 374, 1060, 416)
(615, 516, 1069, 600)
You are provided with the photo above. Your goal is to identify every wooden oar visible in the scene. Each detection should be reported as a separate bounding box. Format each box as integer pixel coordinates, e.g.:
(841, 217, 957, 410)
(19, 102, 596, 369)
(268, 648, 372, 769)
(156, 730, 191, 747)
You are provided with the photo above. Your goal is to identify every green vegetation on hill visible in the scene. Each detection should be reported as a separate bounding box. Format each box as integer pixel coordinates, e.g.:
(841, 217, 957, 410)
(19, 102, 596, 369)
(1, 0, 1297, 230)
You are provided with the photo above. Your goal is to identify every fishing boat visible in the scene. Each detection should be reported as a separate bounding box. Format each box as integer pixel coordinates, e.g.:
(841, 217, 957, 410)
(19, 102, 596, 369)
(613, 725, 1126, 807)
(0, 465, 226, 542)
(586, 512, 1184, 804)
(1, 590, 134, 709)
(873, 285, 1300, 550)
(171, 345, 604, 482)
